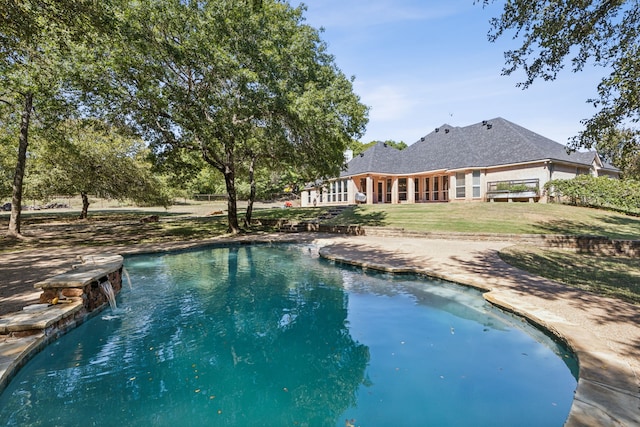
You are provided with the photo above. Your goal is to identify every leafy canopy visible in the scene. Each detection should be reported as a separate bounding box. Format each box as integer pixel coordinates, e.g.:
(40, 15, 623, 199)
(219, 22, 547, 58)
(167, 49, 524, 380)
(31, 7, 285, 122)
(352, 140, 407, 155)
(480, 0, 639, 154)
(27, 120, 172, 211)
(105, 0, 367, 232)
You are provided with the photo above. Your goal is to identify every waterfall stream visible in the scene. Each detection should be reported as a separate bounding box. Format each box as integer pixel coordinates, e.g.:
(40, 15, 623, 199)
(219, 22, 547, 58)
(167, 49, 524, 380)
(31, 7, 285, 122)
(99, 280, 117, 310)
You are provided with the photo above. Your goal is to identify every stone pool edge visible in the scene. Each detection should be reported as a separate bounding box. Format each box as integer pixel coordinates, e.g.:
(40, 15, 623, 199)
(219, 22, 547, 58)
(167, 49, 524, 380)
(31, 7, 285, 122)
(318, 244, 639, 427)
(1, 234, 637, 426)
(0, 255, 125, 393)
(0, 235, 315, 396)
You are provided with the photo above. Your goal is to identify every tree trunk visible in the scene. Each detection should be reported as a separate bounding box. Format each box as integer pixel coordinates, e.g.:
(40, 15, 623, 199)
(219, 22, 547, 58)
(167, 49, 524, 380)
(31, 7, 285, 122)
(200, 141, 240, 233)
(244, 155, 257, 227)
(80, 192, 90, 219)
(7, 92, 33, 238)
(223, 163, 241, 234)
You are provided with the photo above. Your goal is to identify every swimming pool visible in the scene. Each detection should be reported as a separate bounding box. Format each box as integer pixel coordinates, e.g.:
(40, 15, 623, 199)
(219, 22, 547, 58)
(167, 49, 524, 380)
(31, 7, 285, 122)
(0, 244, 577, 426)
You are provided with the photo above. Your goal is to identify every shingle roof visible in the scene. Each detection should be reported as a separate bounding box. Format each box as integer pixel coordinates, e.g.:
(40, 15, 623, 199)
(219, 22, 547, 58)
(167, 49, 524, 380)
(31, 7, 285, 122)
(341, 117, 615, 177)
(340, 141, 405, 175)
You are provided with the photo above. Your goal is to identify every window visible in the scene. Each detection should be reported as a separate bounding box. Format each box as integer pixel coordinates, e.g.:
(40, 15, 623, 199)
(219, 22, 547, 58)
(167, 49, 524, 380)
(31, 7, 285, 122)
(433, 176, 439, 201)
(386, 179, 392, 203)
(337, 180, 342, 202)
(398, 178, 407, 201)
(442, 176, 449, 201)
(414, 178, 420, 202)
(456, 172, 466, 198)
(342, 179, 348, 201)
(424, 177, 430, 201)
(472, 170, 481, 198)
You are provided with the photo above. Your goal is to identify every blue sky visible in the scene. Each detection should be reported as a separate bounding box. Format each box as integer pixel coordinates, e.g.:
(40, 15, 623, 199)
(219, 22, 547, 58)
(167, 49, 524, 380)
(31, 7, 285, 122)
(290, 0, 604, 146)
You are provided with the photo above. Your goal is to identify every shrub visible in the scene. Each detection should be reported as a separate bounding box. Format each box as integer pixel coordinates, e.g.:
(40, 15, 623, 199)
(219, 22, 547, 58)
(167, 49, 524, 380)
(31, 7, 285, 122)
(496, 182, 534, 192)
(545, 176, 640, 215)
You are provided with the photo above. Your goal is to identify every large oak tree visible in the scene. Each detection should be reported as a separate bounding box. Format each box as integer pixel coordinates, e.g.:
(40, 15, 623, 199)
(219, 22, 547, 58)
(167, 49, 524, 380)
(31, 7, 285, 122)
(107, 0, 367, 233)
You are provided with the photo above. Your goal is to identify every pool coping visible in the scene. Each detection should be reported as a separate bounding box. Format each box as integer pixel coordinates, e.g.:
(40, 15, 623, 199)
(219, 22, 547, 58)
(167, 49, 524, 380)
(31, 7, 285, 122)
(1, 233, 638, 426)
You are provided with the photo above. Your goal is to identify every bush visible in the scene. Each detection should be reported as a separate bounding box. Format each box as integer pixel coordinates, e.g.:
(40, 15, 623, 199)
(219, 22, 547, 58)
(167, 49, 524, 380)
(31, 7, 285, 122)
(496, 182, 534, 192)
(545, 176, 640, 215)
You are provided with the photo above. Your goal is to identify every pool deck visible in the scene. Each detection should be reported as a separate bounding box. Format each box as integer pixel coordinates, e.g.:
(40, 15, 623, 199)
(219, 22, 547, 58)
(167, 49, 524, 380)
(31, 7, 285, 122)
(1, 232, 639, 426)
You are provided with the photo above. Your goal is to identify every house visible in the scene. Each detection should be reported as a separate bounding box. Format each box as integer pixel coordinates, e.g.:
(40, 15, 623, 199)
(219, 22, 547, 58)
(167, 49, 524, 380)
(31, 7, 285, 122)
(300, 117, 619, 207)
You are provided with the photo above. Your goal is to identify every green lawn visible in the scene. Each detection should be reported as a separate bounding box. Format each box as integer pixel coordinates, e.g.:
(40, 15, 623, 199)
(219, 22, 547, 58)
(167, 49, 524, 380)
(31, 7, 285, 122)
(500, 245, 640, 304)
(0, 210, 230, 252)
(317, 203, 640, 240)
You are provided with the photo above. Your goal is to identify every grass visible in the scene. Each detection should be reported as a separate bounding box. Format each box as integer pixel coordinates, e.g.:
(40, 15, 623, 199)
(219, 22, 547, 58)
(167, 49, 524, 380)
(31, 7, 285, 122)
(500, 245, 640, 305)
(0, 210, 230, 252)
(2, 201, 639, 305)
(319, 203, 640, 239)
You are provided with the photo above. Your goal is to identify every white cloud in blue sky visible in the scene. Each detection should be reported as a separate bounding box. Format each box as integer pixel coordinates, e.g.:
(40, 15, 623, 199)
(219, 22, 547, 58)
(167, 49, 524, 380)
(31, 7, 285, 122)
(291, 0, 604, 146)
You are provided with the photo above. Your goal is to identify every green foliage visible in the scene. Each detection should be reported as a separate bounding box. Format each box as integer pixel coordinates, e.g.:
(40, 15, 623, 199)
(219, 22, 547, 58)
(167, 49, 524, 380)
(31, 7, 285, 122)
(26, 120, 172, 211)
(0, 0, 122, 233)
(351, 140, 407, 155)
(495, 182, 535, 193)
(481, 0, 639, 153)
(104, 0, 367, 232)
(595, 127, 640, 179)
(0, 117, 17, 199)
(2, 0, 367, 232)
(545, 175, 640, 215)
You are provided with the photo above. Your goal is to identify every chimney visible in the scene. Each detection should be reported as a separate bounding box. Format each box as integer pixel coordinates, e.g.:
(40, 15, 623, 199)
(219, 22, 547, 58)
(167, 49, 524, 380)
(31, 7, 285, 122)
(344, 149, 353, 162)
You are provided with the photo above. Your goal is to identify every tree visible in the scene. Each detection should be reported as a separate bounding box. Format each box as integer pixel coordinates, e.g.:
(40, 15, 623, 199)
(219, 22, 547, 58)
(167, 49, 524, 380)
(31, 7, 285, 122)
(595, 127, 640, 179)
(107, 0, 367, 233)
(0, 102, 19, 199)
(27, 120, 171, 219)
(352, 139, 407, 155)
(480, 1, 639, 152)
(0, 0, 119, 236)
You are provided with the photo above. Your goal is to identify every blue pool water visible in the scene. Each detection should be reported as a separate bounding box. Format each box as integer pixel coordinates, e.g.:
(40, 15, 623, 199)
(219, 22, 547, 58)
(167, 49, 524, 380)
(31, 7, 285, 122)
(0, 244, 577, 426)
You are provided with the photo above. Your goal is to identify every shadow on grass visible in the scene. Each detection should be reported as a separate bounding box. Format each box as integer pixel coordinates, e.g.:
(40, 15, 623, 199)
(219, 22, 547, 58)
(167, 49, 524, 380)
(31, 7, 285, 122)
(535, 215, 640, 240)
(327, 206, 388, 226)
(252, 207, 329, 221)
(499, 246, 640, 305)
(0, 210, 185, 227)
(0, 215, 229, 252)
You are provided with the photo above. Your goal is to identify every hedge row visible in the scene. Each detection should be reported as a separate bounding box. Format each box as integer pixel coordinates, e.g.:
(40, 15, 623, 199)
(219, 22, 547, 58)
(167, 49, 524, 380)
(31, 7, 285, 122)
(544, 176, 640, 215)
